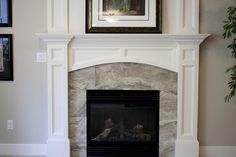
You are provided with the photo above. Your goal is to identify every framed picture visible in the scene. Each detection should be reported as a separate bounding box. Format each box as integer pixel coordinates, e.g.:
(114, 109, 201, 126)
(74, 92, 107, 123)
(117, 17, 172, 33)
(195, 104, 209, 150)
(86, 0, 161, 33)
(0, 0, 12, 27)
(0, 34, 13, 81)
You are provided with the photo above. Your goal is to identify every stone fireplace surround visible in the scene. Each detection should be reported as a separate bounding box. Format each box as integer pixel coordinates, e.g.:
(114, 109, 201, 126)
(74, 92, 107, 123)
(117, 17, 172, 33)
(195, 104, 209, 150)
(69, 63, 178, 157)
(37, 0, 209, 157)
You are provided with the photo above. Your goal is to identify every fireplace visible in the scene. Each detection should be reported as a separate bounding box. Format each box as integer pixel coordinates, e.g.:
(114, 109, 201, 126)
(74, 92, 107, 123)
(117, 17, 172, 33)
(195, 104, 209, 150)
(38, 33, 209, 157)
(86, 90, 159, 157)
(37, 1, 209, 156)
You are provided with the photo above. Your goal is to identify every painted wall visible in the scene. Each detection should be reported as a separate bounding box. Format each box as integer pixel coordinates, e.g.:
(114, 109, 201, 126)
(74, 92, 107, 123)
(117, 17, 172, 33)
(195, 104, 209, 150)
(199, 0, 236, 146)
(0, 0, 47, 144)
(0, 0, 235, 149)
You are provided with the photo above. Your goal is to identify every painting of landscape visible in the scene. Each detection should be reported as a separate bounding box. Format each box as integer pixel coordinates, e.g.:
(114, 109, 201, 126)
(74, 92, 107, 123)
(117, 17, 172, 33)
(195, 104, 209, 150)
(102, 0, 145, 16)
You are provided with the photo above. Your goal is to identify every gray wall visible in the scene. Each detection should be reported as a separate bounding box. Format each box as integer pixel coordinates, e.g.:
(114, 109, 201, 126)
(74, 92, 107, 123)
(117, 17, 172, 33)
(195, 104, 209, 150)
(199, 0, 236, 145)
(0, 0, 47, 143)
(0, 0, 236, 147)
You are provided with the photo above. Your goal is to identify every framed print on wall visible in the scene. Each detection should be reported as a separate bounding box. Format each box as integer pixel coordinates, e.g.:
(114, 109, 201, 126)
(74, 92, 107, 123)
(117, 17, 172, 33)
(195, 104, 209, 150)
(86, 0, 162, 33)
(0, 34, 13, 81)
(0, 0, 12, 27)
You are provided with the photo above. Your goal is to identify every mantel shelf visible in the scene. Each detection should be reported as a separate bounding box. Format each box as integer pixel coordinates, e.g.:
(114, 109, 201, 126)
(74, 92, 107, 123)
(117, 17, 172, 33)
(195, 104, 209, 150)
(37, 33, 209, 41)
(74, 34, 210, 40)
(37, 33, 210, 47)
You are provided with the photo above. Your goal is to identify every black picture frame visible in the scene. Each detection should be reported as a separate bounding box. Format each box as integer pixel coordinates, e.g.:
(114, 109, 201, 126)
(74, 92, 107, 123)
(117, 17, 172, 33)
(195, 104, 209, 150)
(86, 0, 162, 33)
(0, 34, 13, 81)
(0, 0, 12, 27)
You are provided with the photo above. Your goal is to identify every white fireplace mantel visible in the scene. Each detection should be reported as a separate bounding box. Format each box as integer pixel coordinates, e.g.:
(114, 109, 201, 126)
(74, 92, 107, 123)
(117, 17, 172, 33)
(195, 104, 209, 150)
(37, 0, 209, 157)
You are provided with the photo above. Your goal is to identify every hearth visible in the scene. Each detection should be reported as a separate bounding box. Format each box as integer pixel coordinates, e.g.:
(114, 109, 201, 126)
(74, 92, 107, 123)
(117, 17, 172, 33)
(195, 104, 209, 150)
(86, 90, 159, 157)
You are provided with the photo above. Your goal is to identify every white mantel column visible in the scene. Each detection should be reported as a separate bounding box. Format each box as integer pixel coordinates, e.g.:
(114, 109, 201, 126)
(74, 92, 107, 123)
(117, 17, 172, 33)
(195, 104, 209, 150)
(43, 0, 71, 156)
(177, 0, 199, 34)
(38, 34, 73, 157)
(47, 0, 68, 33)
(175, 39, 201, 157)
(175, 0, 200, 156)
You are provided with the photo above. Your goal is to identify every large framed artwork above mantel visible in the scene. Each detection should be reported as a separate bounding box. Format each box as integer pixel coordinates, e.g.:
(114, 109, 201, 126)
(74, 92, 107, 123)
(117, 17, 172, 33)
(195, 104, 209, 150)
(86, 0, 162, 33)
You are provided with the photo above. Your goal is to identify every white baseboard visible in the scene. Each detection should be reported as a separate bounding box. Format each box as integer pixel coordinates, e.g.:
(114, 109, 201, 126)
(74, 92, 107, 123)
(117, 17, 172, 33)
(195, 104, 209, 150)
(0, 144, 235, 157)
(200, 146, 236, 157)
(0, 144, 47, 156)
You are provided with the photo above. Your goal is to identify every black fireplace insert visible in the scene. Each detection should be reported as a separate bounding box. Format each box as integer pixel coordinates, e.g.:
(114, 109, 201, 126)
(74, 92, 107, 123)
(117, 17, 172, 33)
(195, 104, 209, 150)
(87, 90, 159, 157)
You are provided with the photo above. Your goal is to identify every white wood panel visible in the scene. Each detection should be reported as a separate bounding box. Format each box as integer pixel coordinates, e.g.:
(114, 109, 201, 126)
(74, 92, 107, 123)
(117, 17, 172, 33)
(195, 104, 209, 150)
(38, 34, 73, 157)
(52, 65, 65, 136)
(126, 47, 177, 72)
(69, 47, 177, 72)
(182, 65, 195, 137)
(47, 0, 68, 33)
(175, 45, 199, 157)
(177, 0, 199, 34)
(69, 47, 121, 71)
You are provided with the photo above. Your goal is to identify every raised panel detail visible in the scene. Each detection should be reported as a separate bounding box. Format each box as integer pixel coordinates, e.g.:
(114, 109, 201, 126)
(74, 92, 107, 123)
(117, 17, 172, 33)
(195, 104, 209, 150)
(52, 65, 64, 136)
(177, 0, 199, 34)
(69, 47, 177, 72)
(182, 65, 195, 137)
(69, 48, 121, 71)
(51, 48, 64, 61)
(126, 48, 177, 72)
(183, 49, 195, 61)
(48, 0, 68, 33)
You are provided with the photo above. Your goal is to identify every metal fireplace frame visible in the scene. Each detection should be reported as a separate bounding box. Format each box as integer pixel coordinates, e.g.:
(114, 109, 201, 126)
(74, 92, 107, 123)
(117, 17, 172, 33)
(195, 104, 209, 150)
(86, 90, 159, 157)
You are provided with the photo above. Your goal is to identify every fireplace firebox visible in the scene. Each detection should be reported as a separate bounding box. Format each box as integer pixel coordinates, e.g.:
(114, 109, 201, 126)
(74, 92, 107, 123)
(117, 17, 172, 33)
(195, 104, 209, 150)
(86, 90, 160, 157)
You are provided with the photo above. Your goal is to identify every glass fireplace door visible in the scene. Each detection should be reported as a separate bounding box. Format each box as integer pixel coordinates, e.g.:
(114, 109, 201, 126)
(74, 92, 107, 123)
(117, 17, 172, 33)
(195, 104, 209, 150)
(87, 90, 159, 157)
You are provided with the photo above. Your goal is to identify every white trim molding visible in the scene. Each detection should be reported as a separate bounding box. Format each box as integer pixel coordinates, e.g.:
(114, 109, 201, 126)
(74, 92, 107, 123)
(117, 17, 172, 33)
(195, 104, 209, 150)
(177, 0, 199, 34)
(2, 144, 236, 157)
(47, 0, 68, 33)
(37, 34, 74, 157)
(200, 146, 236, 157)
(175, 42, 200, 157)
(0, 144, 46, 156)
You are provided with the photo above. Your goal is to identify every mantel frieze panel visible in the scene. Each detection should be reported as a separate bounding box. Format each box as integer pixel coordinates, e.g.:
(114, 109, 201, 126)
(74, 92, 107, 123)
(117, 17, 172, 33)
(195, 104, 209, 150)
(69, 47, 177, 72)
(68, 34, 209, 72)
